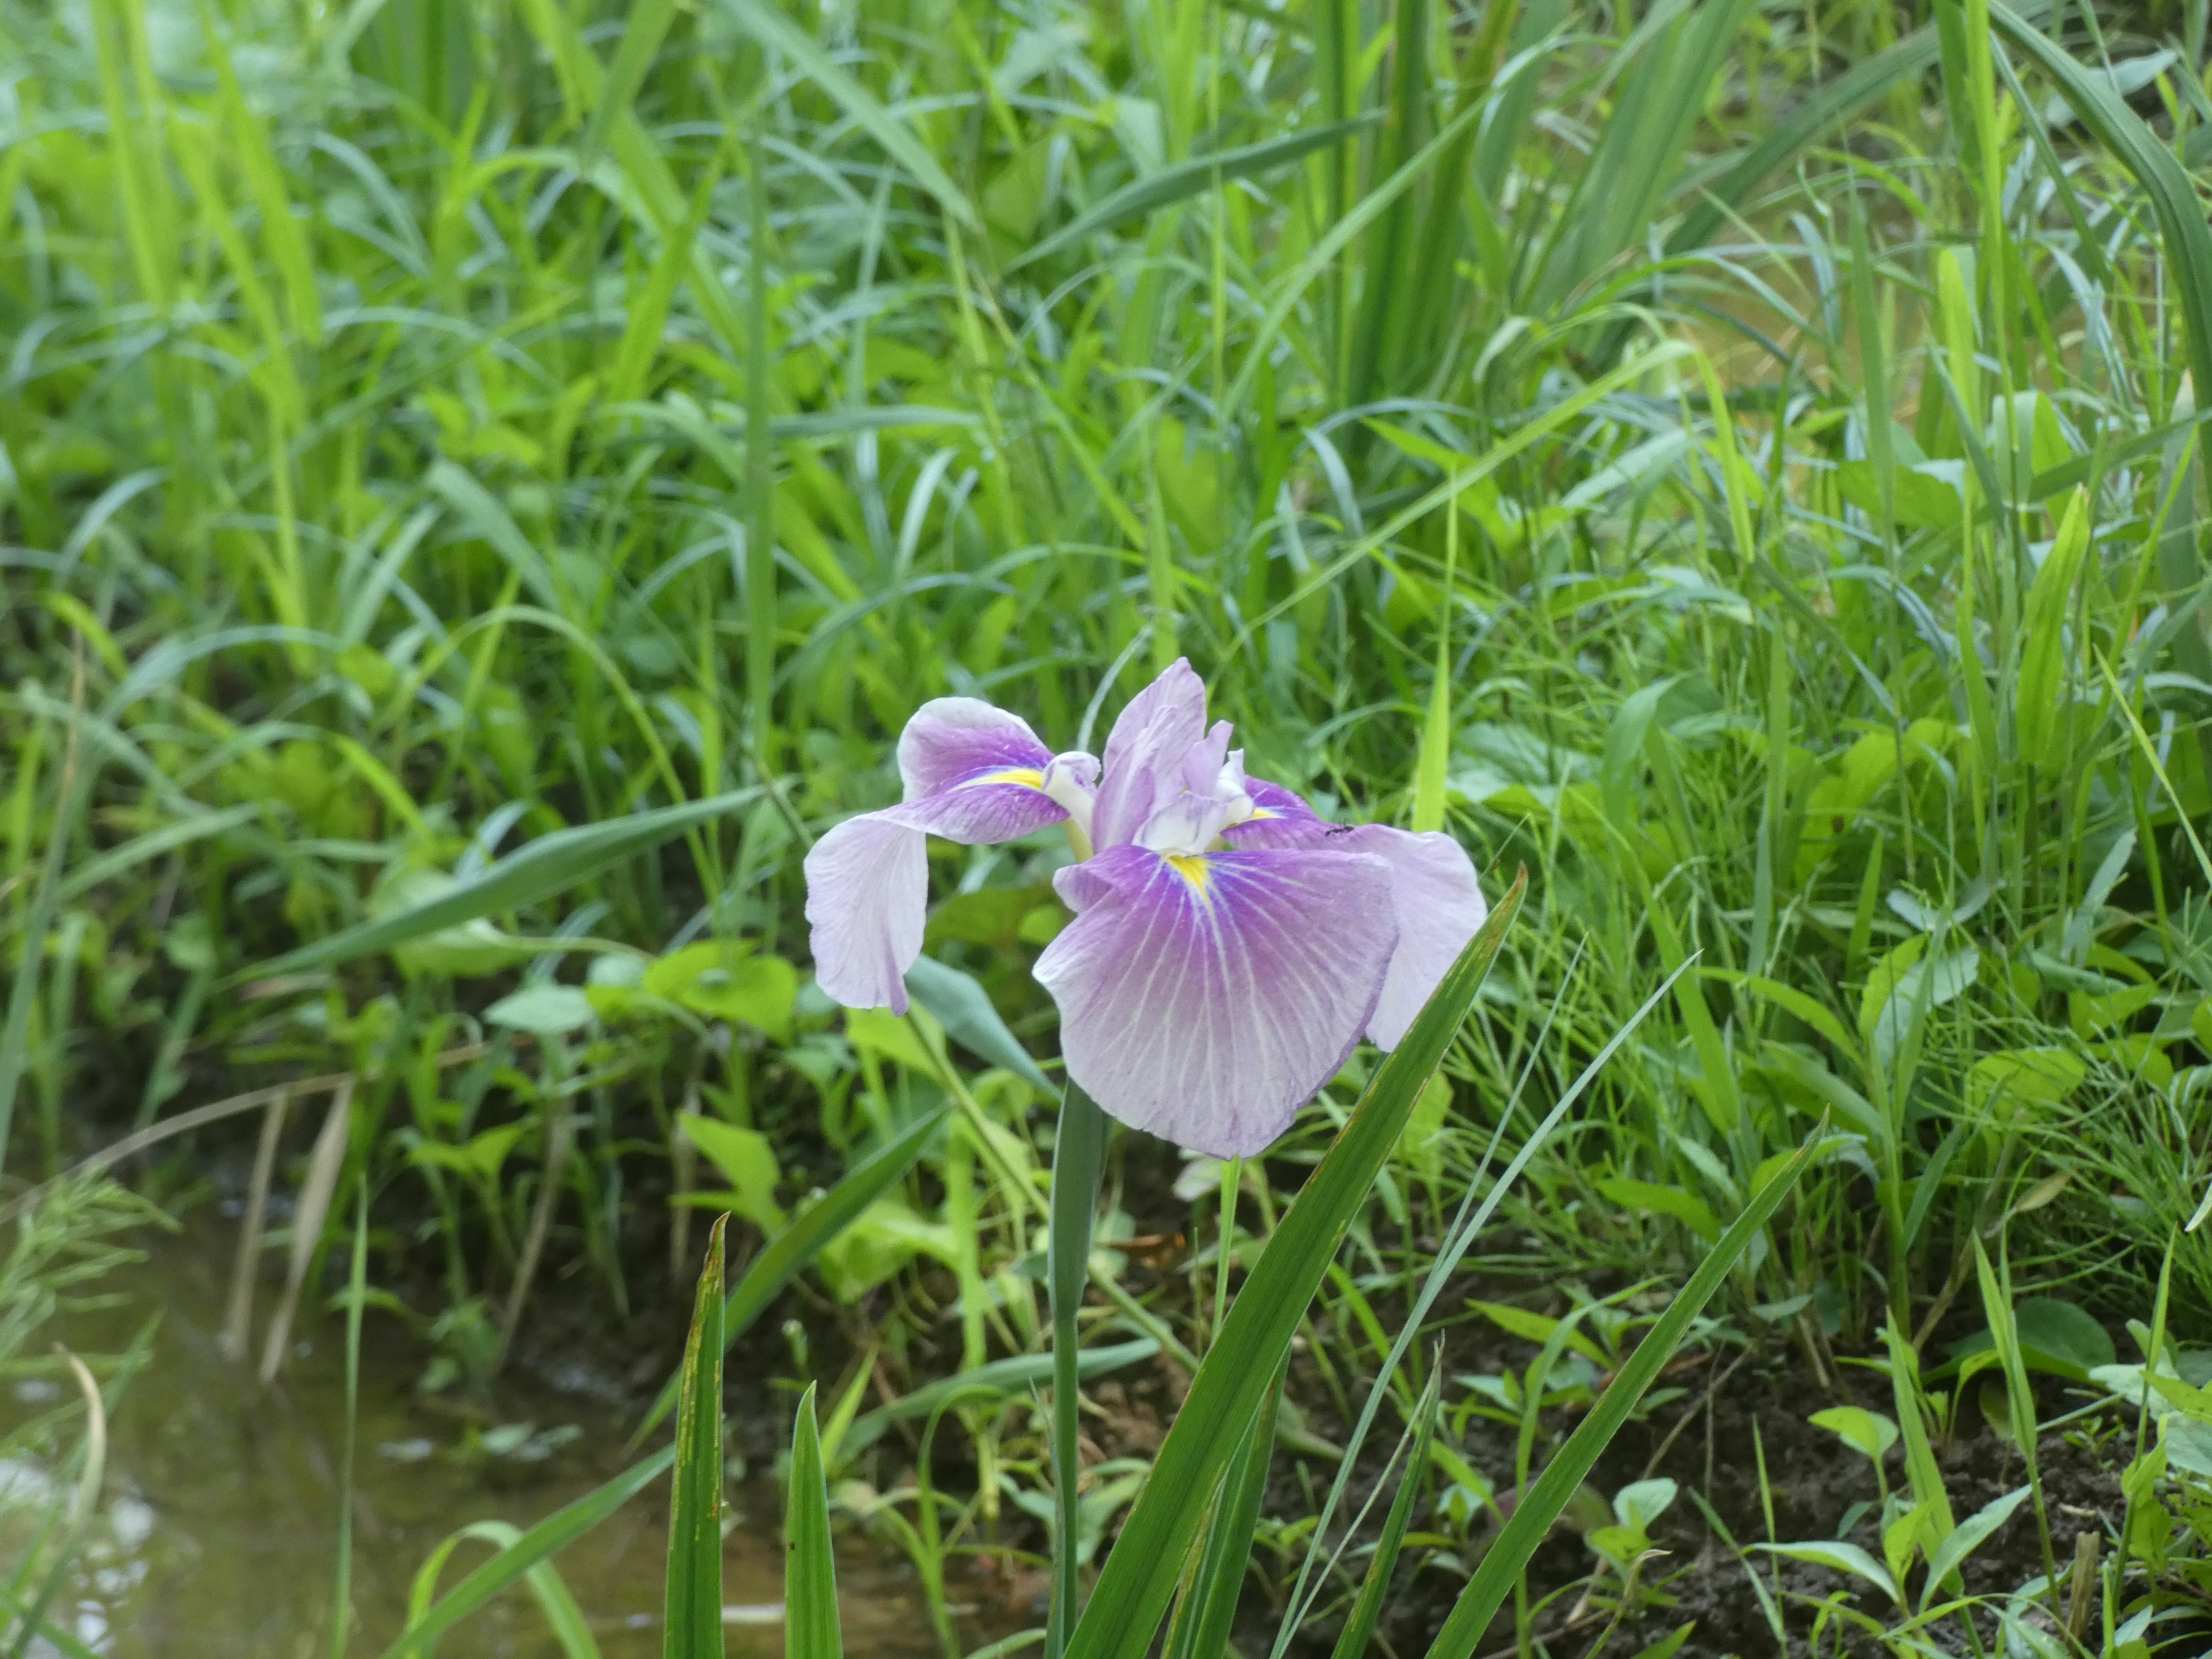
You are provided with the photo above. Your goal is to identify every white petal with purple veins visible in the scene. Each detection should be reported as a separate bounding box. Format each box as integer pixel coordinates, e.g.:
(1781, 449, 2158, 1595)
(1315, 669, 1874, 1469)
(1035, 843, 1396, 1157)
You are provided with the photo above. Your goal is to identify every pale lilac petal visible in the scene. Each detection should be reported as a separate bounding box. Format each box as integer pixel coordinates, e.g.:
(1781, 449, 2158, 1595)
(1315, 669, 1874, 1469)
(1342, 827, 1487, 1047)
(1035, 844, 1396, 1157)
(803, 809, 928, 1013)
(1091, 659, 1209, 850)
(897, 698, 1054, 800)
(805, 762, 1073, 1012)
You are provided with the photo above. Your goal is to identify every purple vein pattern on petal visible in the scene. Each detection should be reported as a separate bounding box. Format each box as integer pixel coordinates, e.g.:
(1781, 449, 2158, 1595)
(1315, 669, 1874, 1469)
(1341, 826, 1488, 1048)
(805, 699, 1072, 1014)
(1035, 843, 1396, 1157)
(1090, 659, 1208, 850)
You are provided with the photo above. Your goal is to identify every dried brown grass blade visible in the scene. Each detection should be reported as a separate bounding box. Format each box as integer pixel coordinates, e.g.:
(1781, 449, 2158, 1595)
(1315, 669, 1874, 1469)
(259, 1078, 355, 1383)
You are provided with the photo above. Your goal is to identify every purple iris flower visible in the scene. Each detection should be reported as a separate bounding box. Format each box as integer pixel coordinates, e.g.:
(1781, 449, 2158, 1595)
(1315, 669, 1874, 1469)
(802, 660, 1486, 1157)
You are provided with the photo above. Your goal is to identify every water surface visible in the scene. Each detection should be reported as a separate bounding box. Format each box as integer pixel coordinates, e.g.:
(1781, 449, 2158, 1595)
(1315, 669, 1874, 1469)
(2, 1218, 958, 1658)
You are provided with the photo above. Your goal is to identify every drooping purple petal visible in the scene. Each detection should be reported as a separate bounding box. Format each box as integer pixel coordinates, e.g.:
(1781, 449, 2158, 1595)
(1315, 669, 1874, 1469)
(1339, 826, 1488, 1047)
(1035, 843, 1396, 1157)
(807, 700, 1080, 1012)
(897, 698, 1056, 799)
(1090, 659, 1209, 850)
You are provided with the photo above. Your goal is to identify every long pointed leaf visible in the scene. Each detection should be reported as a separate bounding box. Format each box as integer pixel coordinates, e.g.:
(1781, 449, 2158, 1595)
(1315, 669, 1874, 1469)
(665, 1217, 726, 1658)
(785, 1385, 842, 1659)
(236, 789, 761, 984)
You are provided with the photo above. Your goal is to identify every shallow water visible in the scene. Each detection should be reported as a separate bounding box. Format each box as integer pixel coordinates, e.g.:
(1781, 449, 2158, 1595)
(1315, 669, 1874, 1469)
(1, 1219, 960, 1658)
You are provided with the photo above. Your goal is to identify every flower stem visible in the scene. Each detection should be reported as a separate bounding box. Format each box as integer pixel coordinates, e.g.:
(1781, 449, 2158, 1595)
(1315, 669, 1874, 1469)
(1046, 1081, 1108, 1659)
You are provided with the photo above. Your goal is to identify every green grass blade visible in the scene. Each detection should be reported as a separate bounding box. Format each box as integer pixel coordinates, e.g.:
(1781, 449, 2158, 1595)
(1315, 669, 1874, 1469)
(1164, 1362, 1282, 1659)
(1990, 2, 2212, 400)
(406, 1522, 605, 1659)
(376, 1449, 678, 1659)
(632, 1104, 951, 1446)
(1665, 28, 1939, 261)
(843, 1338, 1158, 1458)
(1420, 1123, 1830, 1659)
(234, 789, 760, 983)
(702, 0, 979, 233)
(1012, 117, 1377, 271)
(1064, 869, 1526, 1659)
(1326, 1370, 1440, 1659)
(1048, 1082, 1110, 1659)
(785, 1384, 842, 1659)
(665, 1215, 727, 1659)
(582, 0, 682, 160)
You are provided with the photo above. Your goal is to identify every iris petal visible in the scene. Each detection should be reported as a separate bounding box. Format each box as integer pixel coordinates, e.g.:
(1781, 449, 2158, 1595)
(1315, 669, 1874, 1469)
(1222, 791, 1486, 1046)
(897, 698, 1057, 799)
(806, 701, 1077, 1012)
(1090, 658, 1209, 850)
(1340, 826, 1488, 1047)
(1036, 843, 1396, 1157)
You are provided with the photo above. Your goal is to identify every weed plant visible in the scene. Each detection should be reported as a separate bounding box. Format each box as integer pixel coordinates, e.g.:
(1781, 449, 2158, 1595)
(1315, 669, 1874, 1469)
(6, 0, 2212, 1651)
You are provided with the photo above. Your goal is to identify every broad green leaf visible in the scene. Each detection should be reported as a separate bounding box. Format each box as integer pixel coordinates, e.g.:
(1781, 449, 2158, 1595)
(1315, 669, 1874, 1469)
(648, 942, 798, 1041)
(1065, 871, 1525, 1659)
(485, 984, 596, 1039)
(1967, 1048, 2087, 1117)
(1808, 1406, 1899, 1464)
(1750, 1541, 1899, 1605)
(679, 1116, 785, 1230)
(237, 790, 760, 983)
(905, 955, 1055, 1092)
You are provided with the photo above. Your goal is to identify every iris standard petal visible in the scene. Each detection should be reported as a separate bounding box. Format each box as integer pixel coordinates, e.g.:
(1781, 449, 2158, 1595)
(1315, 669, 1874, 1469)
(1339, 825, 1488, 1048)
(1035, 843, 1396, 1157)
(1090, 658, 1209, 850)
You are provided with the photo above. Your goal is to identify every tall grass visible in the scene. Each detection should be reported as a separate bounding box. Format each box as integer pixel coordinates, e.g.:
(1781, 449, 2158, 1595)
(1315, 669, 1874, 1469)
(6, 0, 2212, 1646)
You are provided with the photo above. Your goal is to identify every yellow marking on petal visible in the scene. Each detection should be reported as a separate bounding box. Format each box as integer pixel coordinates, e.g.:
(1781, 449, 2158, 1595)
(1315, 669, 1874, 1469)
(1165, 854, 1213, 896)
(1246, 807, 1278, 819)
(963, 767, 1046, 790)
